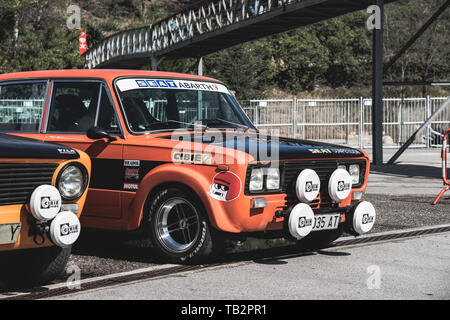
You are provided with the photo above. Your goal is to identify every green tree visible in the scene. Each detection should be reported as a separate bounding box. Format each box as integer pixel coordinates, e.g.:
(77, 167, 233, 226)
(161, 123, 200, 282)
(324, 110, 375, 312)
(384, 0, 450, 95)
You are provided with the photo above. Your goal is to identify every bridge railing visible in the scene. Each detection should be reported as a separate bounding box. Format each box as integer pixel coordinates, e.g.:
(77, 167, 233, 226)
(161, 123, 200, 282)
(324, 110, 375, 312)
(85, 0, 292, 68)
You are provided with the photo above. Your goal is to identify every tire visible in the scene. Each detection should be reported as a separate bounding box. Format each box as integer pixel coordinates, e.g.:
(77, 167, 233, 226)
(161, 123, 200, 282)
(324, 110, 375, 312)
(0, 245, 71, 288)
(145, 186, 225, 263)
(296, 225, 344, 250)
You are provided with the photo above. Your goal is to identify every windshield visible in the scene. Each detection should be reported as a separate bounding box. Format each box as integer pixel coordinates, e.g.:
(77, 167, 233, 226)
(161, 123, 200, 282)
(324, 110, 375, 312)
(115, 78, 256, 133)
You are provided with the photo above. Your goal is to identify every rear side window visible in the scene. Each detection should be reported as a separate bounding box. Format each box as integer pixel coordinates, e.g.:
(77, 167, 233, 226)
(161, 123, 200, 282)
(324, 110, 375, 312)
(0, 82, 47, 132)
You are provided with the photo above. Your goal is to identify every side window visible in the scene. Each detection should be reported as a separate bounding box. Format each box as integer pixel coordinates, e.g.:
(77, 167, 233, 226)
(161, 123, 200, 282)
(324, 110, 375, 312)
(47, 82, 100, 132)
(120, 89, 166, 131)
(96, 86, 121, 134)
(0, 82, 47, 132)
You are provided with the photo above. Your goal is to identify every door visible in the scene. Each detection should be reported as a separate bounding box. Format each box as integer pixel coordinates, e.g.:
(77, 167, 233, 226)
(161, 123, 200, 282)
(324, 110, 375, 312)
(42, 80, 124, 219)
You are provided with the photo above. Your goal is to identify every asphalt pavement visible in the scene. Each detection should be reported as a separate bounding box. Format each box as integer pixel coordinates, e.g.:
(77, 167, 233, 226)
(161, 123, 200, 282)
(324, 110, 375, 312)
(51, 231, 450, 300)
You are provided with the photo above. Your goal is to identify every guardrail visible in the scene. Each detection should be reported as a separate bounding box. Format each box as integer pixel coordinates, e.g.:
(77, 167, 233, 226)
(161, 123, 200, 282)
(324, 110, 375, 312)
(243, 96, 450, 148)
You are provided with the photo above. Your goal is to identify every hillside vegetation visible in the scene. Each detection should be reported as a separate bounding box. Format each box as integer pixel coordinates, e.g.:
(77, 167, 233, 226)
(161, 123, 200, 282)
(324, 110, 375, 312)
(0, 0, 448, 99)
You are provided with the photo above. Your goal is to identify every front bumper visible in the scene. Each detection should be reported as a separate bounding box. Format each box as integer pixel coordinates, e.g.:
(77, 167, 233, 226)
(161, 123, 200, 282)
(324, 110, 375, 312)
(0, 186, 81, 252)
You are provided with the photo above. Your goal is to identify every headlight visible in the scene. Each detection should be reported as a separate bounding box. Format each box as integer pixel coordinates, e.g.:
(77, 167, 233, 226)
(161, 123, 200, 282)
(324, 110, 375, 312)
(57, 164, 87, 200)
(266, 168, 280, 190)
(249, 168, 263, 191)
(349, 164, 360, 184)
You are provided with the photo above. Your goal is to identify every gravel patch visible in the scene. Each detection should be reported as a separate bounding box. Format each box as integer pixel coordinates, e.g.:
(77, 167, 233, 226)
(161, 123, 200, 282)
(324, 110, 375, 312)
(365, 194, 449, 233)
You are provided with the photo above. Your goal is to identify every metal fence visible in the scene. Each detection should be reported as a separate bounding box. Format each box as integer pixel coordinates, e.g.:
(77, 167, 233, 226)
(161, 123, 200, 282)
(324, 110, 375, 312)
(0, 99, 44, 125)
(243, 97, 450, 148)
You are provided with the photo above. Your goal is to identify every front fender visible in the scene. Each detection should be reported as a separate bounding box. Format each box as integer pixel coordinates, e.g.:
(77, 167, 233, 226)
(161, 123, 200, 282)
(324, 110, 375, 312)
(127, 164, 239, 232)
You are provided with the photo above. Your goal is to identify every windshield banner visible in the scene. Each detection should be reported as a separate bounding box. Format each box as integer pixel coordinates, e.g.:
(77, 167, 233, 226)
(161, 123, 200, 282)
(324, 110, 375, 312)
(116, 78, 230, 94)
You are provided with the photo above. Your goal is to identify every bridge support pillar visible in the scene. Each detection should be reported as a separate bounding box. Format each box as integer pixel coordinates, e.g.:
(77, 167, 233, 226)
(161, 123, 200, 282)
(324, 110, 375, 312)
(372, 0, 384, 166)
(151, 57, 158, 71)
(151, 56, 165, 71)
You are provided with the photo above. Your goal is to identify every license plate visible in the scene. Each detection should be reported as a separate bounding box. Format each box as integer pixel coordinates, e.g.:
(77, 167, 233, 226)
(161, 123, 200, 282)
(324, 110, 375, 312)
(311, 214, 340, 232)
(0, 223, 21, 245)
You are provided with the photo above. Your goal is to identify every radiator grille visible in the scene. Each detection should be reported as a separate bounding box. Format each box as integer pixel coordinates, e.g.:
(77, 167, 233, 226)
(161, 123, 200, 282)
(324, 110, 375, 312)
(0, 163, 58, 206)
(245, 159, 366, 209)
(282, 159, 365, 193)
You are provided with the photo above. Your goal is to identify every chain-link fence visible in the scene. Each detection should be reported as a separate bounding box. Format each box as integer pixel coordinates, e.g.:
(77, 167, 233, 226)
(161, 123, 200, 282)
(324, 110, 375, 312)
(243, 96, 450, 148)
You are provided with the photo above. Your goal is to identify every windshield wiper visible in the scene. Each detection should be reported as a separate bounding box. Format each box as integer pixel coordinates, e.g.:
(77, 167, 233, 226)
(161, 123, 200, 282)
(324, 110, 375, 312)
(202, 118, 253, 132)
(145, 120, 207, 130)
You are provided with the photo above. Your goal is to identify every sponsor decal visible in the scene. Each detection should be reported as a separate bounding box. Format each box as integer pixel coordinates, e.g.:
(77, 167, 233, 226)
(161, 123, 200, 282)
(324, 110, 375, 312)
(57, 148, 76, 155)
(40, 196, 59, 209)
(118, 78, 229, 94)
(308, 148, 332, 154)
(305, 181, 319, 193)
(124, 168, 139, 181)
(298, 216, 313, 228)
(209, 171, 241, 202)
(172, 152, 212, 164)
(60, 223, 79, 237)
(337, 180, 351, 192)
(136, 80, 148, 87)
(123, 183, 139, 190)
(308, 148, 361, 155)
(177, 81, 218, 91)
(362, 213, 375, 224)
(330, 148, 362, 155)
(124, 159, 140, 167)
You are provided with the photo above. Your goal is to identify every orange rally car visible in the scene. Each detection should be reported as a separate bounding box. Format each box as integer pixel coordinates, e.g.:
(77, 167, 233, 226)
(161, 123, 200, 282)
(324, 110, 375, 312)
(0, 70, 376, 263)
(0, 133, 91, 286)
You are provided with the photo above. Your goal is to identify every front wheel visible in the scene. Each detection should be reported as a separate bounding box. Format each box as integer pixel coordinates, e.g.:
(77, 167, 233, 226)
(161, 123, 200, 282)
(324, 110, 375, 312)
(145, 187, 225, 263)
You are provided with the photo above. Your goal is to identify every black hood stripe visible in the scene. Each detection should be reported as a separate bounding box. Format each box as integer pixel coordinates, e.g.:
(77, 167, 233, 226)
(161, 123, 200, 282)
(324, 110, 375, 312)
(0, 133, 79, 159)
(157, 132, 364, 160)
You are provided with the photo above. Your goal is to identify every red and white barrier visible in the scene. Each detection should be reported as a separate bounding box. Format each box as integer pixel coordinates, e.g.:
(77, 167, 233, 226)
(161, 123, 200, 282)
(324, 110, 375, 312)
(433, 128, 450, 205)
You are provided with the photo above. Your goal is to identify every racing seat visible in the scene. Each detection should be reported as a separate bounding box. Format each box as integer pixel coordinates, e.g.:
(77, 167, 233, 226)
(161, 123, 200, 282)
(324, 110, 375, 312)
(50, 94, 92, 131)
(122, 97, 158, 131)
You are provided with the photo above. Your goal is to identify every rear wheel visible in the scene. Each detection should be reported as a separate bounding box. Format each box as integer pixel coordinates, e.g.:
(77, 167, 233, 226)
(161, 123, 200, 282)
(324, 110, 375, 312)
(146, 187, 225, 263)
(0, 245, 71, 288)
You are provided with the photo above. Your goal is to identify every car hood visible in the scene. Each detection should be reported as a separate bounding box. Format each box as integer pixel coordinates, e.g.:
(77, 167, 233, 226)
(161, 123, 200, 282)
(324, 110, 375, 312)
(0, 134, 79, 159)
(157, 131, 365, 161)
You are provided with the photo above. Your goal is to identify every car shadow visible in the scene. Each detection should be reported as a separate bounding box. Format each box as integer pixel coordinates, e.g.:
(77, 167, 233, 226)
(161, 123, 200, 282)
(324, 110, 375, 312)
(214, 243, 332, 265)
(73, 229, 341, 266)
(72, 229, 165, 264)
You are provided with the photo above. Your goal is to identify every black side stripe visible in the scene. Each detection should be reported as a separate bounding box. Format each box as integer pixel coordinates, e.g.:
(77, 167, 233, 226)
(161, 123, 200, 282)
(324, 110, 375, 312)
(89, 159, 168, 191)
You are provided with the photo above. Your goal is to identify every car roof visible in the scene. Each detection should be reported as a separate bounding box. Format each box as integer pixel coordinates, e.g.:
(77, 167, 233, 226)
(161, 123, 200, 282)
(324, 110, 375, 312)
(0, 69, 223, 84)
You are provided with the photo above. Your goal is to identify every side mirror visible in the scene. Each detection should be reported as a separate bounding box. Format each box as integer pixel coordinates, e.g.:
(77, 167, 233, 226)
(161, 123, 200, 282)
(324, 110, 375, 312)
(87, 127, 117, 142)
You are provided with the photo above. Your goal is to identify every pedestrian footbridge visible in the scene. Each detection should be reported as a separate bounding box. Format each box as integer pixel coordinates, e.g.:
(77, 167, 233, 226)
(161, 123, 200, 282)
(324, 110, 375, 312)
(85, 0, 396, 69)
